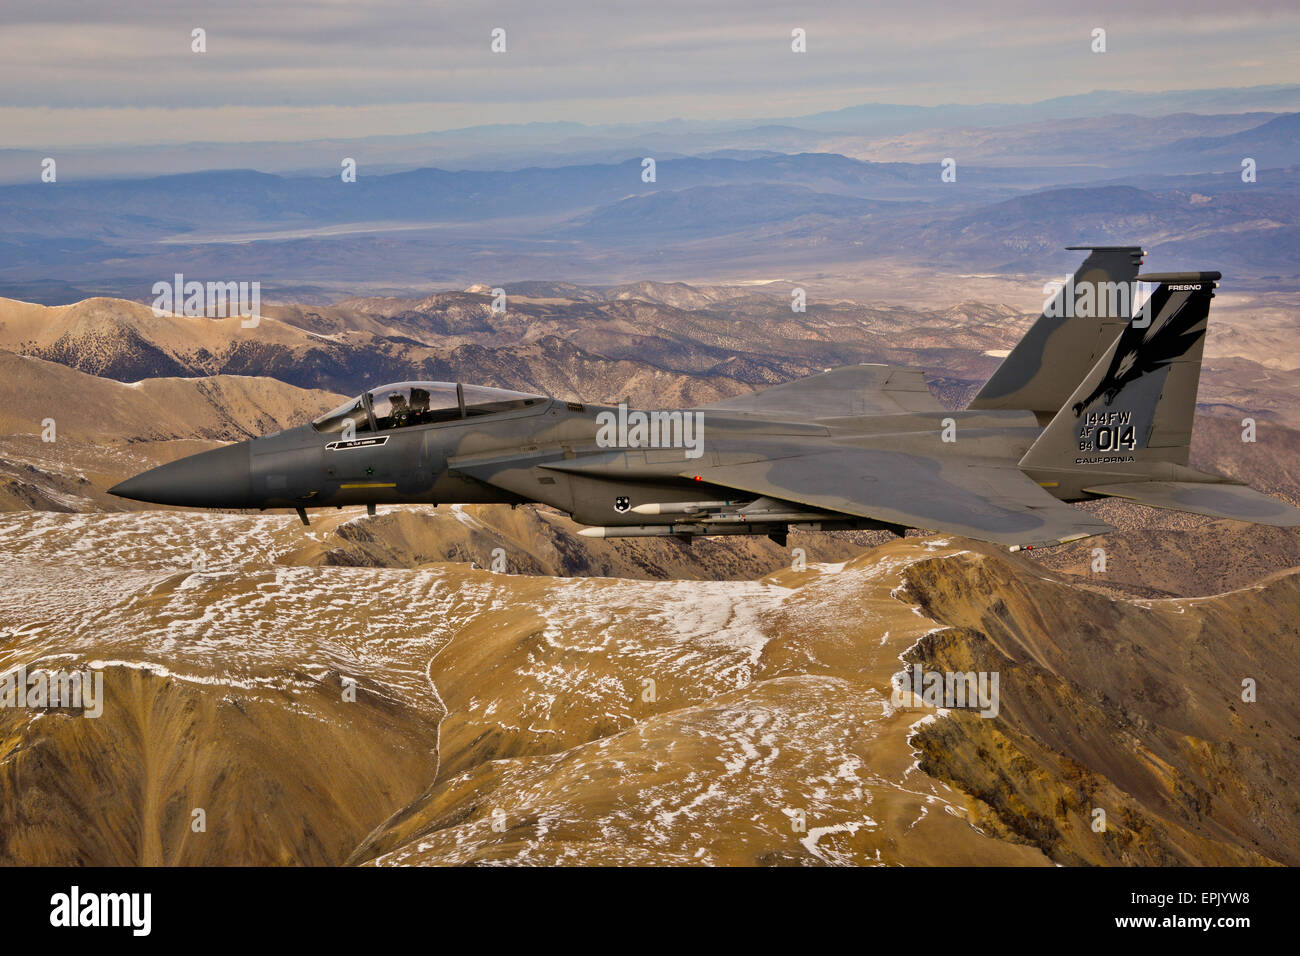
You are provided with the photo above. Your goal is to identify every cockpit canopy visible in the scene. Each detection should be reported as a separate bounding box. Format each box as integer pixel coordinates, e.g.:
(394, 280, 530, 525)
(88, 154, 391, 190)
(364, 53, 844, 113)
(312, 381, 546, 435)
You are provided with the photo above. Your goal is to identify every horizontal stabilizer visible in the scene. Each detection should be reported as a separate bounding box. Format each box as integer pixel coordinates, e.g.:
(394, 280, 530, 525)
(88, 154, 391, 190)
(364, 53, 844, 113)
(1085, 481, 1300, 526)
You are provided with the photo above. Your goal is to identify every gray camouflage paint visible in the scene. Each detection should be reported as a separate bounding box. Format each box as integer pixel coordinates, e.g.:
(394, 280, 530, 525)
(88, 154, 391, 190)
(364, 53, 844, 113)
(969, 245, 1145, 423)
(111, 254, 1300, 550)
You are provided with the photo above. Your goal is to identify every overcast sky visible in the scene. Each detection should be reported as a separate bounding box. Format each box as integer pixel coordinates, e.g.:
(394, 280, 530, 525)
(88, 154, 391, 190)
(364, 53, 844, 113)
(2, 0, 1297, 147)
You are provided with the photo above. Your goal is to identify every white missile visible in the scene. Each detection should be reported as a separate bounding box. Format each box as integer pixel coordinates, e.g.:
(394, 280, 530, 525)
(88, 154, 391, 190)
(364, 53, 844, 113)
(578, 524, 804, 539)
(631, 500, 744, 515)
(577, 526, 675, 538)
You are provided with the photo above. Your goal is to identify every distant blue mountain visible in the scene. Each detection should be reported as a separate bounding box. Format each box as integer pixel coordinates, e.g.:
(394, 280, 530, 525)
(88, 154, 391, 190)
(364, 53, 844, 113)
(1, 132, 1297, 297)
(782, 85, 1300, 134)
(3, 85, 1297, 184)
(0, 152, 1037, 243)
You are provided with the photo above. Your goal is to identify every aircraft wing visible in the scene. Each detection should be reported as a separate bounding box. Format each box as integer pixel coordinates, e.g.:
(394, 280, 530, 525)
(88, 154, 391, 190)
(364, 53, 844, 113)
(1084, 481, 1300, 526)
(685, 445, 1114, 548)
(699, 365, 945, 419)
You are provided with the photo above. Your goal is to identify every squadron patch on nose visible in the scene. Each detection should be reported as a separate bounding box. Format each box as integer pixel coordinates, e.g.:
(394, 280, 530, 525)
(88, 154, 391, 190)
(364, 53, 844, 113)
(326, 436, 389, 451)
(614, 496, 631, 513)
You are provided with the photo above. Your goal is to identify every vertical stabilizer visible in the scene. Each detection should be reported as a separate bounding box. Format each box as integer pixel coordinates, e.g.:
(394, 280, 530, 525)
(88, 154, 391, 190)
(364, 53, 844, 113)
(1020, 271, 1221, 483)
(969, 245, 1144, 422)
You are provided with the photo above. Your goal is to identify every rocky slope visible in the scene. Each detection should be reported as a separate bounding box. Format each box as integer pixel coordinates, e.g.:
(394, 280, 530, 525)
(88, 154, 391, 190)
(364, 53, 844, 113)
(900, 550, 1299, 865)
(5, 285, 1297, 427)
(0, 351, 344, 512)
(1, 278, 1296, 866)
(0, 513, 1293, 865)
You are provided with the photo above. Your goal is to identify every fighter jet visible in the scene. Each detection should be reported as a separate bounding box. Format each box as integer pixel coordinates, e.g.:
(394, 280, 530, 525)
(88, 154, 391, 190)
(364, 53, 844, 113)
(110, 247, 1300, 550)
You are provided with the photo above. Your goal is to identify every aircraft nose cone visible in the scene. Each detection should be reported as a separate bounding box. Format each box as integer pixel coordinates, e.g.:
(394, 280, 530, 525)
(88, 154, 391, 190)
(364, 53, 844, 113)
(109, 442, 253, 508)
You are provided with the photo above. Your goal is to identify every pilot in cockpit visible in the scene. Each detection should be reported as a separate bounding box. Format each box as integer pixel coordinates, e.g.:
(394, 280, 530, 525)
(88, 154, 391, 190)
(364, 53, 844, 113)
(388, 391, 411, 427)
(409, 387, 431, 425)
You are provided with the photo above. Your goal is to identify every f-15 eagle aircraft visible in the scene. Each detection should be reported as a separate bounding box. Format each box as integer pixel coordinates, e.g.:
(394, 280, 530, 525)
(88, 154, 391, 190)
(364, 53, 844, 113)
(111, 247, 1300, 550)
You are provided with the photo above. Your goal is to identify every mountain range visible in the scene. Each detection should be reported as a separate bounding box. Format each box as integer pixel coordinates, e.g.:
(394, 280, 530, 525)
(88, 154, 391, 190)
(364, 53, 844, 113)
(3, 97, 1299, 302)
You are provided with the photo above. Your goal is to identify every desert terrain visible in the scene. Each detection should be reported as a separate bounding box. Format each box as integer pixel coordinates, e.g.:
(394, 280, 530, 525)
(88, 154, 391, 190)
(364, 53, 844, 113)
(0, 280, 1297, 866)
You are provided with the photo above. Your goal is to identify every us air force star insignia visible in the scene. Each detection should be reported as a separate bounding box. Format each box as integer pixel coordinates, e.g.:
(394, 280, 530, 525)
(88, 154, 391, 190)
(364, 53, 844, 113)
(614, 496, 631, 513)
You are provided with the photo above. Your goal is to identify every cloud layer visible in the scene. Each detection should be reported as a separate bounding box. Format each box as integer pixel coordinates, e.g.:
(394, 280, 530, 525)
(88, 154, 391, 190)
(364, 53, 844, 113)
(3, 0, 1297, 146)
